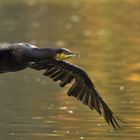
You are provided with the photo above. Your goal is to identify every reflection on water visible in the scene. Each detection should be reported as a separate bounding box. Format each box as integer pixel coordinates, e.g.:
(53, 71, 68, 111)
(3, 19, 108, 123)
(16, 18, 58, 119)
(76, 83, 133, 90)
(0, 0, 140, 140)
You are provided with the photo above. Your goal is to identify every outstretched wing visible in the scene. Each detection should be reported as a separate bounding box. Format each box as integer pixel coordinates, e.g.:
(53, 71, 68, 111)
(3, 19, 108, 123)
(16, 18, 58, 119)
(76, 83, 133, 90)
(30, 59, 120, 129)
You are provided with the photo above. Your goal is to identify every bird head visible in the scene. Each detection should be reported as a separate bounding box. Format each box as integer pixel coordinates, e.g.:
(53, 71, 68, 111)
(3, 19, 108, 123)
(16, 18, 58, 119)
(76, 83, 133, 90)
(55, 48, 80, 61)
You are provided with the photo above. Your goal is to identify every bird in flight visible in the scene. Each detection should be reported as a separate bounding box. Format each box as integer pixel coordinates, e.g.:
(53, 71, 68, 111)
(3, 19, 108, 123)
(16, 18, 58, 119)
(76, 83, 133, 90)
(0, 43, 121, 129)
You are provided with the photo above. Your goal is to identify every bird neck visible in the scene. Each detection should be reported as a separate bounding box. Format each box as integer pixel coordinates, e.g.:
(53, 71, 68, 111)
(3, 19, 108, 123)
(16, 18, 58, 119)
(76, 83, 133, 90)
(30, 48, 56, 61)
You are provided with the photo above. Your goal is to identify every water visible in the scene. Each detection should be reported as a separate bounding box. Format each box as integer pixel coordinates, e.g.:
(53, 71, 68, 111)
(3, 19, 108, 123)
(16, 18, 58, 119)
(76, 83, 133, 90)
(0, 0, 140, 139)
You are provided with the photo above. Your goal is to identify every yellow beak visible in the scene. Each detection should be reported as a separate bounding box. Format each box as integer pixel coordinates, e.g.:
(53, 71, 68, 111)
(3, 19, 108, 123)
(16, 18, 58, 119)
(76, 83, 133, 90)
(56, 52, 80, 61)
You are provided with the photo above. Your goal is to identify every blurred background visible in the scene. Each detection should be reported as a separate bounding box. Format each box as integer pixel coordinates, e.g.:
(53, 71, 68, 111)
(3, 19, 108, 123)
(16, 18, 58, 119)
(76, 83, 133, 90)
(0, 0, 140, 139)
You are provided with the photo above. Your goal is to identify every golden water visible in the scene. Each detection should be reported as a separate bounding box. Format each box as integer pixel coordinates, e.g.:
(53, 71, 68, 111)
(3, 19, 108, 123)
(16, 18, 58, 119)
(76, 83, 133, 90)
(0, 0, 140, 139)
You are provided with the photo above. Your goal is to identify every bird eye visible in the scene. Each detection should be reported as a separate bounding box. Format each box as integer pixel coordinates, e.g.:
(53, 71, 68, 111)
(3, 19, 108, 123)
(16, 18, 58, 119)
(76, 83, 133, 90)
(62, 50, 70, 55)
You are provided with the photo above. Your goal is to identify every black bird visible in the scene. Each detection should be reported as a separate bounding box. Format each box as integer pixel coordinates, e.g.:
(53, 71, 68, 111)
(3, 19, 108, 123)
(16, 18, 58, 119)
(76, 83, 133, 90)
(0, 43, 121, 129)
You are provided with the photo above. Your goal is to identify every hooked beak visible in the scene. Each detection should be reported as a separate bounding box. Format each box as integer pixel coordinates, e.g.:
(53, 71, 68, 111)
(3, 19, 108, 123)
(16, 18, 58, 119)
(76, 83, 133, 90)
(56, 52, 80, 61)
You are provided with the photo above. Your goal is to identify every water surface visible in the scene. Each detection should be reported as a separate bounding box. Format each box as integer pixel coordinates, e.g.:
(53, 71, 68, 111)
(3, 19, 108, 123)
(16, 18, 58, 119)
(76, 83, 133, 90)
(0, 0, 140, 140)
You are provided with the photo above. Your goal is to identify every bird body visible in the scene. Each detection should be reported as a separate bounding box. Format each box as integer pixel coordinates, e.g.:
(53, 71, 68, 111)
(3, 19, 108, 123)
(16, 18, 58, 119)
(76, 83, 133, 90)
(0, 43, 62, 73)
(0, 43, 34, 72)
(0, 43, 122, 129)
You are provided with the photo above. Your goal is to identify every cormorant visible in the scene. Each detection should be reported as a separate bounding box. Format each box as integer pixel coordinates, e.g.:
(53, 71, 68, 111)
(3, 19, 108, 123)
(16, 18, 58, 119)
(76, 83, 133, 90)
(0, 43, 121, 129)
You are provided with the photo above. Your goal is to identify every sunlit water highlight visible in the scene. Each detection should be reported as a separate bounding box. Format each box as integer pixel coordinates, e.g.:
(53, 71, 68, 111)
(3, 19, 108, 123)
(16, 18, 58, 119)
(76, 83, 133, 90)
(0, 0, 140, 140)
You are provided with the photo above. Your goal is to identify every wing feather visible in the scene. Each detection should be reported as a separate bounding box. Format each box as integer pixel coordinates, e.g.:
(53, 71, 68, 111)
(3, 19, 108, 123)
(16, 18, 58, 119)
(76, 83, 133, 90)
(30, 59, 121, 129)
(52, 71, 66, 81)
